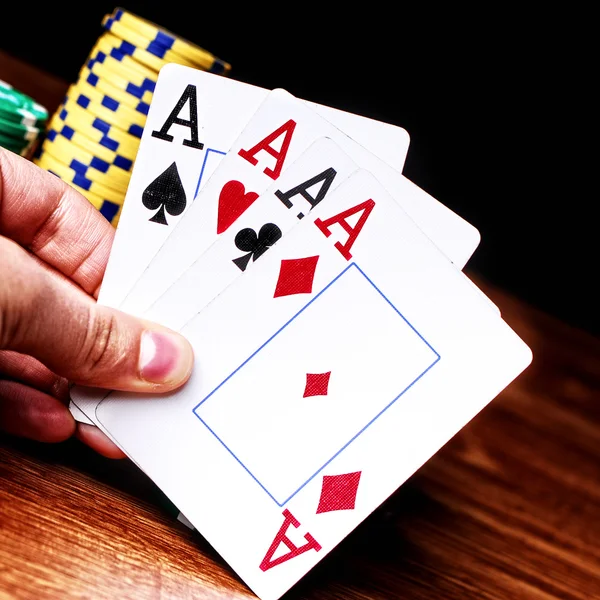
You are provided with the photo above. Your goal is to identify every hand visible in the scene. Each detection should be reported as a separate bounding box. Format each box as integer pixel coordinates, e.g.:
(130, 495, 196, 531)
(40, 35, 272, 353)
(0, 148, 194, 458)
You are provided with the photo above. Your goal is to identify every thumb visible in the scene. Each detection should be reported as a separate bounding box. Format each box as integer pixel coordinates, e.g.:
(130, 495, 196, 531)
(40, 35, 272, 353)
(0, 237, 193, 392)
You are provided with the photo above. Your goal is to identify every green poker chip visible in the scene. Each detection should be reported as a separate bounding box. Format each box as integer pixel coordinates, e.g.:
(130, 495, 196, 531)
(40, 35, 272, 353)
(0, 112, 41, 142)
(0, 79, 48, 128)
(0, 104, 43, 129)
(0, 128, 30, 145)
(0, 134, 30, 156)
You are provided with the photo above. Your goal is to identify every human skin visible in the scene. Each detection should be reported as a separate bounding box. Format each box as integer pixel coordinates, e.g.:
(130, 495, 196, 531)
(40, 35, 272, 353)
(0, 148, 194, 458)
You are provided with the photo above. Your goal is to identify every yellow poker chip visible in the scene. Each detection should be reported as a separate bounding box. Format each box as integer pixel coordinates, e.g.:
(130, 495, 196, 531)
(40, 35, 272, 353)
(100, 31, 196, 72)
(49, 105, 140, 161)
(87, 40, 157, 85)
(85, 48, 157, 96)
(36, 151, 127, 204)
(66, 82, 147, 133)
(80, 61, 154, 112)
(102, 15, 219, 74)
(59, 97, 142, 147)
(47, 112, 137, 167)
(40, 134, 131, 191)
(93, 33, 164, 77)
(62, 91, 146, 138)
(39, 141, 129, 195)
(75, 70, 151, 116)
(87, 33, 157, 82)
(79, 62, 153, 105)
(108, 8, 231, 74)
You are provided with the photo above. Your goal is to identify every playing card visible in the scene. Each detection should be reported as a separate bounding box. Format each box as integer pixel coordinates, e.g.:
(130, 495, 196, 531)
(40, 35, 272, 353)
(95, 169, 532, 600)
(70, 132, 495, 438)
(118, 88, 479, 321)
(68, 398, 94, 425)
(68, 135, 356, 435)
(69, 65, 411, 427)
(144, 136, 497, 332)
(143, 137, 359, 330)
(98, 64, 411, 311)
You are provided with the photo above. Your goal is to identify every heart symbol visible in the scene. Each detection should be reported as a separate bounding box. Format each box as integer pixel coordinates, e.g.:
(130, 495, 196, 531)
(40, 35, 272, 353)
(217, 180, 260, 234)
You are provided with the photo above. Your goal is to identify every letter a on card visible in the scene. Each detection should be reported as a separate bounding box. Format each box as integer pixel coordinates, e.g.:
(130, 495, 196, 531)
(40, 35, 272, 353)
(315, 199, 375, 260)
(238, 120, 297, 180)
(259, 510, 321, 572)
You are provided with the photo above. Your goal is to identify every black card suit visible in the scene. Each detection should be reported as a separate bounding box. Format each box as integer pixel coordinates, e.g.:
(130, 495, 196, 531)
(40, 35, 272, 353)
(232, 223, 282, 271)
(142, 162, 187, 225)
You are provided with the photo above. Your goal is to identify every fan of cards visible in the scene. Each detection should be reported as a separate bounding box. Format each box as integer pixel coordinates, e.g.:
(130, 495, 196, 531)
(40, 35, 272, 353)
(69, 64, 533, 600)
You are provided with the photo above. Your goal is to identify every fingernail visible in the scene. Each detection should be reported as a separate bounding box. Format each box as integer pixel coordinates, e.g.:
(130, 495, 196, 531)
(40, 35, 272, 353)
(139, 330, 193, 385)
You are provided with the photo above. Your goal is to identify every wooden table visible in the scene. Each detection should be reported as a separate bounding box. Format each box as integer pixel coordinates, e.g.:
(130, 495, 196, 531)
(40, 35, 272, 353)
(1, 49, 599, 600)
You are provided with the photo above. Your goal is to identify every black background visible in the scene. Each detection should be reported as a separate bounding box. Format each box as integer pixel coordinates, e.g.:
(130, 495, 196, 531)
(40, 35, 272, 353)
(1, 4, 596, 335)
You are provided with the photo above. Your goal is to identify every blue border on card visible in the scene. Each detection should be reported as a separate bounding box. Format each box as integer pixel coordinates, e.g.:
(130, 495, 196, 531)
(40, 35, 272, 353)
(192, 263, 441, 506)
(193, 148, 227, 199)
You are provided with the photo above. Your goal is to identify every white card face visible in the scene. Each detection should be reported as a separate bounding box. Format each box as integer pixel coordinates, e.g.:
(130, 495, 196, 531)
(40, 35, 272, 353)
(69, 65, 410, 428)
(96, 169, 531, 600)
(119, 88, 480, 321)
(144, 137, 359, 330)
(69, 134, 495, 427)
(68, 398, 94, 425)
(99, 64, 410, 311)
(144, 137, 496, 332)
(69, 137, 356, 427)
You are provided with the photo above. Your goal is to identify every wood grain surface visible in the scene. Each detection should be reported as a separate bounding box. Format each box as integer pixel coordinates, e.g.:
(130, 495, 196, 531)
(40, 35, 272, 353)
(1, 49, 599, 600)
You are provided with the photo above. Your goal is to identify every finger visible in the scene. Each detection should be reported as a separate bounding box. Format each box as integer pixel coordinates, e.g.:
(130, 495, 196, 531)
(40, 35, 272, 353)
(0, 237, 194, 392)
(0, 379, 75, 443)
(0, 350, 69, 401)
(75, 423, 127, 459)
(0, 147, 114, 298)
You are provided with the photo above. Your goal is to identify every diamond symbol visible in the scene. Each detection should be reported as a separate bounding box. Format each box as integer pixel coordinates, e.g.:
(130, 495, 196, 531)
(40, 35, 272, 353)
(303, 372, 331, 398)
(316, 471, 362, 514)
(273, 256, 319, 298)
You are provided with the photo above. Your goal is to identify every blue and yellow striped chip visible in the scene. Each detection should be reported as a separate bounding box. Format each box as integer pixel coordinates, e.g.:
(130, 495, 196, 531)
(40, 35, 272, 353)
(108, 8, 231, 74)
(35, 150, 127, 204)
(50, 104, 140, 160)
(87, 40, 157, 83)
(92, 32, 168, 77)
(81, 63, 152, 106)
(39, 141, 129, 194)
(47, 112, 136, 168)
(99, 31, 195, 73)
(85, 50, 158, 95)
(41, 133, 131, 191)
(74, 71, 151, 116)
(66, 84, 146, 135)
(86, 49, 156, 98)
(58, 98, 142, 145)
(62, 92, 145, 138)
(102, 14, 228, 75)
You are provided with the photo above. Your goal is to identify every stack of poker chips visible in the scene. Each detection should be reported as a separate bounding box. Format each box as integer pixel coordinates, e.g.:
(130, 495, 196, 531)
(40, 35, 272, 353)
(0, 79, 48, 158)
(34, 7, 231, 228)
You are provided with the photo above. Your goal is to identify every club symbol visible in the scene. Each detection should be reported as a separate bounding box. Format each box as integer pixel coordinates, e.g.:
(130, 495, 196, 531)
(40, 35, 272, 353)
(232, 223, 282, 271)
(142, 162, 187, 225)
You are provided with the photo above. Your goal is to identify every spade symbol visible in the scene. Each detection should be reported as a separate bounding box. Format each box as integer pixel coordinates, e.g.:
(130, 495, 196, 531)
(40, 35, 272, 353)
(142, 162, 187, 225)
(232, 223, 282, 271)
